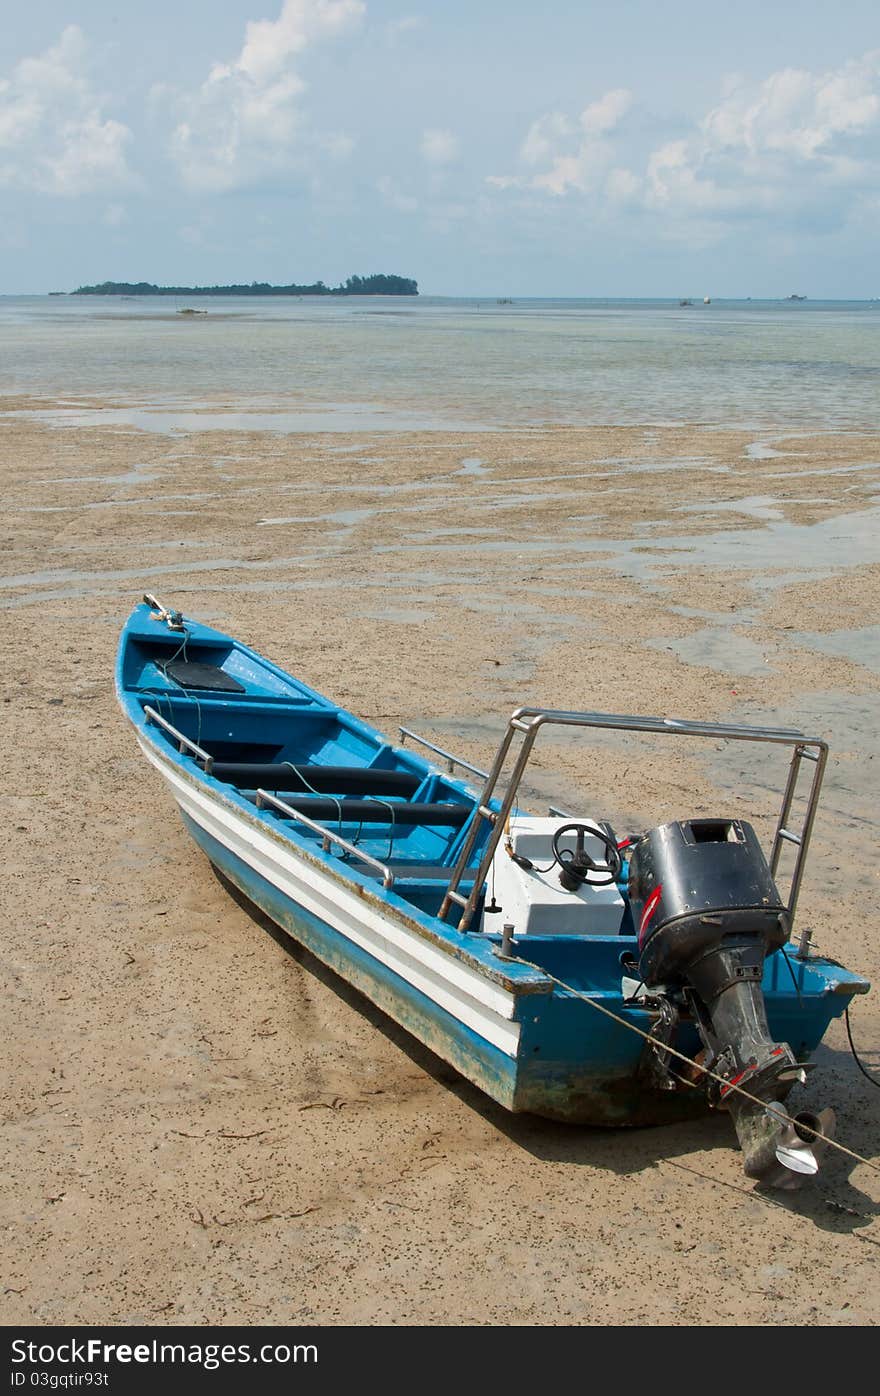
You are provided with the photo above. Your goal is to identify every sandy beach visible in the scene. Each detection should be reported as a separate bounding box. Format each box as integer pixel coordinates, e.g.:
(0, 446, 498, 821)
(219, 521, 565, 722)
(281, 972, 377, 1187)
(2, 407, 879, 1325)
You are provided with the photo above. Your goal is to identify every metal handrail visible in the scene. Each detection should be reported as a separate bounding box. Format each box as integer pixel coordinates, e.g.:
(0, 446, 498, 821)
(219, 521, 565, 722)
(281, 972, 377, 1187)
(142, 707, 394, 887)
(509, 707, 810, 743)
(398, 726, 489, 781)
(438, 706, 828, 933)
(143, 704, 214, 773)
(255, 789, 395, 889)
(769, 743, 828, 925)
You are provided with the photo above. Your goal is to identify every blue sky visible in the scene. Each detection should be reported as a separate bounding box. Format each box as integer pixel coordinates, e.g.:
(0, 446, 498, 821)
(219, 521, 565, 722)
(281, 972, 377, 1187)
(1, 1, 878, 295)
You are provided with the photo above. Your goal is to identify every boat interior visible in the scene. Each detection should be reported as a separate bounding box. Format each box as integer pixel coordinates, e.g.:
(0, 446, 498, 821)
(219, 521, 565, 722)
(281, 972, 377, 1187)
(123, 627, 494, 920)
(121, 608, 837, 1002)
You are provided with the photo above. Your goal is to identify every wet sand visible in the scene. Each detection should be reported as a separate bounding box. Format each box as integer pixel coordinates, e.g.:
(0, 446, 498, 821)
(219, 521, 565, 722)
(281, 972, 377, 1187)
(2, 406, 879, 1325)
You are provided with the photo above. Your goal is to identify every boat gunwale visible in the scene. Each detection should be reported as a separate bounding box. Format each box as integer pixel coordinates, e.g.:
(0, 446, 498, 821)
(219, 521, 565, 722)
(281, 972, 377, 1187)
(127, 707, 557, 998)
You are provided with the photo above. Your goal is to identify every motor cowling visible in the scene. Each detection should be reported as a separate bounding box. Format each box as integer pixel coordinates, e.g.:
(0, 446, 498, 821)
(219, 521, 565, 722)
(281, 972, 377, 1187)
(628, 819, 827, 1185)
(630, 818, 788, 983)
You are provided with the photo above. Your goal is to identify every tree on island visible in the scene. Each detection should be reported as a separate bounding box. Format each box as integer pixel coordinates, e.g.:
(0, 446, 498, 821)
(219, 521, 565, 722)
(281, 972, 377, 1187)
(71, 273, 418, 297)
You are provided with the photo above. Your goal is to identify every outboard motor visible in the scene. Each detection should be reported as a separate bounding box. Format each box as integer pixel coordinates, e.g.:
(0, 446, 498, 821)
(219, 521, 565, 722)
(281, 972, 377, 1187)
(628, 818, 833, 1186)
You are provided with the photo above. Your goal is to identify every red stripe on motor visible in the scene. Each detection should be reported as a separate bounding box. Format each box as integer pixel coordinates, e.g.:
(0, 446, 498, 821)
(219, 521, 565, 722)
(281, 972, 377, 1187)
(720, 1066, 750, 1098)
(638, 885, 663, 944)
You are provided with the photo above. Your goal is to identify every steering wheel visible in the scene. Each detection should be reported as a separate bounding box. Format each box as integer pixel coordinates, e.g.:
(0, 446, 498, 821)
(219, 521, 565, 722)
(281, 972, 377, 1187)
(552, 822, 622, 889)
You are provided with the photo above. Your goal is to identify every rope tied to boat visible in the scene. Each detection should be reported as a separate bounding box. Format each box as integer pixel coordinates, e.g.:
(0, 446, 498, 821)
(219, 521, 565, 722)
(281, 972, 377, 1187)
(144, 591, 185, 631)
(280, 762, 399, 860)
(510, 952, 880, 1180)
(143, 623, 205, 755)
(282, 761, 345, 837)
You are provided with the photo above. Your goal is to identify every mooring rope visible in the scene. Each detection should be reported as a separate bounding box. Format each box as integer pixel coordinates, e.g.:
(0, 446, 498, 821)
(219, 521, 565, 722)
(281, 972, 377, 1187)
(509, 953, 880, 1178)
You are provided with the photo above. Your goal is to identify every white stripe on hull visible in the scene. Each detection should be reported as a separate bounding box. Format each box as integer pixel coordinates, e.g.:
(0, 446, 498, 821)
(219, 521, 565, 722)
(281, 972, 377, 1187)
(139, 738, 522, 1058)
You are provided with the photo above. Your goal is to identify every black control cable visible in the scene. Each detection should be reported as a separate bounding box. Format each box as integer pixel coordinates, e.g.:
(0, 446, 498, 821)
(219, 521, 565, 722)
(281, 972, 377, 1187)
(845, 1004, 880, 1090)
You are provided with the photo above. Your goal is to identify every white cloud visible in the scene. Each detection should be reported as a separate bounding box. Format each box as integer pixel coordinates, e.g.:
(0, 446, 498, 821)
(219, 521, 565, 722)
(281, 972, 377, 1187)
(580, 89, 632, 137)
(640, 52, 880, 231)
(488, 54, 880, 239)
(0, 26, 133, 195)
(521, 113, 572, 166)
(170, 0, 365, 193)
(420, 129, 458, 165)
(490, 88, 632, 195)
(701, 61, 879, 160)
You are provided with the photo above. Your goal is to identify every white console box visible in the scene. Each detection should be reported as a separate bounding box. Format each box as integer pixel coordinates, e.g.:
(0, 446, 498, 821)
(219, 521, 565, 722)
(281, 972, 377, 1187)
(481, 815, 625, 936)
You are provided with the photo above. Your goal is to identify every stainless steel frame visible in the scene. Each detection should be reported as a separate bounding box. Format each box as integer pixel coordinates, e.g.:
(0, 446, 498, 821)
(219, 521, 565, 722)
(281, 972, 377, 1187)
(255, 789, 395, 889)
(144, 704, 396, 887)
(143, 704, 215, 773)
(398, 726, 489, 782)
(438, 707, 828, 933)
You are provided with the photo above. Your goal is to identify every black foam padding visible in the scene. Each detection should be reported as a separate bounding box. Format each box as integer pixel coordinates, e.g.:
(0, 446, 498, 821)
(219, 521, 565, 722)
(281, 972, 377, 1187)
(259, 796, 472, 827)
(162, 660, 245, 693)
(211, 762, 421, 796)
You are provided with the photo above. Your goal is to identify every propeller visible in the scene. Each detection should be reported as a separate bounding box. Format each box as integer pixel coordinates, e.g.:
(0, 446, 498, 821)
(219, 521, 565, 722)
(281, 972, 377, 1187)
(737, 1100, 843, 1189)
(771, 1107, 836, 1189)
(733, 1099, 836, 1189)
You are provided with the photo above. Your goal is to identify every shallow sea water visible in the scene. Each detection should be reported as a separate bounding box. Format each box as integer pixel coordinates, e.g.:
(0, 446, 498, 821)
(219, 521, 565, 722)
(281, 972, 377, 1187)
(1, 293, 879, 432)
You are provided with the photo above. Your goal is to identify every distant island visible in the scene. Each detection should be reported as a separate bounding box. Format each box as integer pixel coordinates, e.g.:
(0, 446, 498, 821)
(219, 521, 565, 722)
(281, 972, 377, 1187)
(71, 273, 418, 297)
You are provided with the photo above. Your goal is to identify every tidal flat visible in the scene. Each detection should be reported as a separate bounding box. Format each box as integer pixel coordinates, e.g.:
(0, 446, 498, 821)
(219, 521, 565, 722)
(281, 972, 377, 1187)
(2, 406, 879, 1325)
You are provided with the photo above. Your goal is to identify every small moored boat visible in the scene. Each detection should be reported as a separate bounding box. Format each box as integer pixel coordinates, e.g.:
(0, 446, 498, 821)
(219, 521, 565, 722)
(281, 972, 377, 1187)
(117, 595, 870, 1186)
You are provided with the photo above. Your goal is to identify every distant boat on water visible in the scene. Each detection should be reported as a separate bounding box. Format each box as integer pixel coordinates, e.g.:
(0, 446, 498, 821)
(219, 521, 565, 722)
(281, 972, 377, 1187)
(177, 307, 208, 316)
(703, 296, 711, 304)
(786, 294, 807, 301)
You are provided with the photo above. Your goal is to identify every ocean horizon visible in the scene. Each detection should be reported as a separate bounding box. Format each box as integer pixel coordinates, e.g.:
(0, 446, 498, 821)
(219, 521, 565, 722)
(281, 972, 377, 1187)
(2, 293, 878, 433)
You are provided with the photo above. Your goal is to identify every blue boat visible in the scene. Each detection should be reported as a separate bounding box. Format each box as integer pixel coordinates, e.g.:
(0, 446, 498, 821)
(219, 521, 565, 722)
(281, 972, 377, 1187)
(117, 595, 870, 1186)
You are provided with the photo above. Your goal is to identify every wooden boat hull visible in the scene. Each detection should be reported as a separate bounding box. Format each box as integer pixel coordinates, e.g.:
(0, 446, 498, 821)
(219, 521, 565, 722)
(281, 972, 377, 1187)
(118, 601, 869, 1132)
